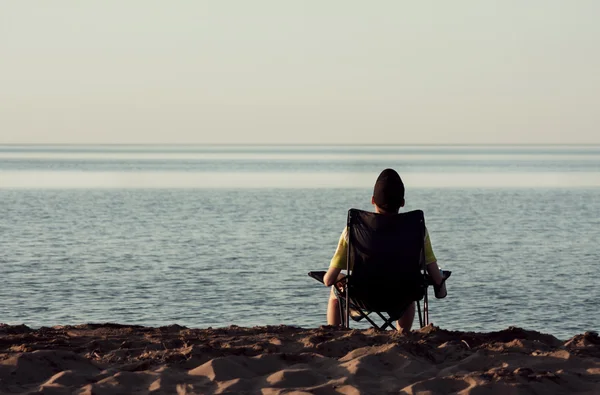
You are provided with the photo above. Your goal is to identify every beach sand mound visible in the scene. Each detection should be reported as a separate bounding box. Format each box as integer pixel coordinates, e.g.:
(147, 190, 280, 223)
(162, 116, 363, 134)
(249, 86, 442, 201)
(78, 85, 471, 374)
(0, 323, 598, 394)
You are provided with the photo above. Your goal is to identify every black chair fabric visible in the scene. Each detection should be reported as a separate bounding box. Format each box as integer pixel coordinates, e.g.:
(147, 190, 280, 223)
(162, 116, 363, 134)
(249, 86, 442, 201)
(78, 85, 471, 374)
(346, 209, 426, 313)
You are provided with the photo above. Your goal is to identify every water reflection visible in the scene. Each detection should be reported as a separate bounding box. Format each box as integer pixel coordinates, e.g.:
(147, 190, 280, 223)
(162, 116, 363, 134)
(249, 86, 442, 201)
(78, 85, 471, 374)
(1, 171, 599, 189)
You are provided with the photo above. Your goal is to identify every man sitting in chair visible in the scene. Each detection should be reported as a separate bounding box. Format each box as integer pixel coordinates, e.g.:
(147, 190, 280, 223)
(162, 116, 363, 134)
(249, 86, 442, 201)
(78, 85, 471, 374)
(323, 168, 445, 333)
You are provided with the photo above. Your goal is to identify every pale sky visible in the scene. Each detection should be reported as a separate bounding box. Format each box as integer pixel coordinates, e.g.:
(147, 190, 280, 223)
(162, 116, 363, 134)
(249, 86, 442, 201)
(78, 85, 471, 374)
(1, 1, 599, 144)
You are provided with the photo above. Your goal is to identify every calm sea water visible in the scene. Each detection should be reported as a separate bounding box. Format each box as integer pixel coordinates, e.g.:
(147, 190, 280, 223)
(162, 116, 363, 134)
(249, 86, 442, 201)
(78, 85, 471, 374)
(1, 145, 599, 340)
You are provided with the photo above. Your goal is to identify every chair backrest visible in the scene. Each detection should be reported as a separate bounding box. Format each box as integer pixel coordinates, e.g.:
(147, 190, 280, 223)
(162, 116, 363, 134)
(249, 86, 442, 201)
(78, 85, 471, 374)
(346, 208, 426, 312)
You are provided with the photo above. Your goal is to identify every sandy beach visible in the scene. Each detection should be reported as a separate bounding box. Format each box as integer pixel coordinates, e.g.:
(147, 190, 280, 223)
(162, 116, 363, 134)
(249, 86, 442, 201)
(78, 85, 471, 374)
(0, 323, 598, 394)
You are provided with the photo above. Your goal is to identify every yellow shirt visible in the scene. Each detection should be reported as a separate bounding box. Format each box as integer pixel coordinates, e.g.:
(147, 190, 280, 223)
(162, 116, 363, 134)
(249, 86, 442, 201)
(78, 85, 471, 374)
(329, 227, 437, 270)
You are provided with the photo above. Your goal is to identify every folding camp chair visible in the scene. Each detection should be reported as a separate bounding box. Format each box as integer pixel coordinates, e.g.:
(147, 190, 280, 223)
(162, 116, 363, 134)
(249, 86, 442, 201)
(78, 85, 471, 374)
(309, 208, 450, 330)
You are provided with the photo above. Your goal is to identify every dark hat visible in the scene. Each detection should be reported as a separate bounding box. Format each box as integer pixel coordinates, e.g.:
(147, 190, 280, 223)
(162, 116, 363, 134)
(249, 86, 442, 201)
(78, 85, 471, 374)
(373, 168, 404, 212)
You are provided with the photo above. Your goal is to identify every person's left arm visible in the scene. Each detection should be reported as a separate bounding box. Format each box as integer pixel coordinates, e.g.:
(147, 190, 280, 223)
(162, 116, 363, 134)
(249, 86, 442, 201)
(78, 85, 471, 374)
(324, 267, 342, 287)
(324, 228, 347, 287)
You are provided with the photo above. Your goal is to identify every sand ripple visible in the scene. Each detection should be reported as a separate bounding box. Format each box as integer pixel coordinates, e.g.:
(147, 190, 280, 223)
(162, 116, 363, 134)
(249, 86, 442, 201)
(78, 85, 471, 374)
(0, 324, 598, 394)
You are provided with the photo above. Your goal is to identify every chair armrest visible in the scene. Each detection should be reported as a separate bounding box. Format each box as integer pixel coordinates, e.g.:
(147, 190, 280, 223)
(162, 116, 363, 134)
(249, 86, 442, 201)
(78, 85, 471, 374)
(308, 271, 327, 284)
(424, 270, 452, 287)
(308, 272, 347, 293)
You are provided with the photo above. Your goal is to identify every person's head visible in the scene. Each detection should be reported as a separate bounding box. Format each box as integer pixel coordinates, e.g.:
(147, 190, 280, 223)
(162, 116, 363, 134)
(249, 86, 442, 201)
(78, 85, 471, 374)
(371, 168, 405, 214)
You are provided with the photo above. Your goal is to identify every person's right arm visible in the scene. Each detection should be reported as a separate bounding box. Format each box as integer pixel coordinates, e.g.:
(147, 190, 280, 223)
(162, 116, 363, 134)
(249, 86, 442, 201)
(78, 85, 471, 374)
(423, 228, 444, 286)
(426, 261, 443, 286)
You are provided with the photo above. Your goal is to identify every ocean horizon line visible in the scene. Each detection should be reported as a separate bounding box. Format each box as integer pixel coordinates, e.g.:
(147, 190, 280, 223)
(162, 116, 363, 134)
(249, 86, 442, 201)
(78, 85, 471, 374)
(2, 143, 600, 147)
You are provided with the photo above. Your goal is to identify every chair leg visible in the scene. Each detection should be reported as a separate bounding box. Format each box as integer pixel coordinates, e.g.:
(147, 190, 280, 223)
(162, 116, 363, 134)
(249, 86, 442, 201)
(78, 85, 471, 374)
(362, 313, 380, 329)
(424, 291, 429, 326)
(417, 300, 423, 328)
(337, 295, 347, 328)
(377, 313, 396, 331)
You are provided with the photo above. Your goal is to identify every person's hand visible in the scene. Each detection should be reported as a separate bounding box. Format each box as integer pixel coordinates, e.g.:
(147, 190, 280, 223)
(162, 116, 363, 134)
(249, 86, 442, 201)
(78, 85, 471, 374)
(334, 276, 347, 293)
